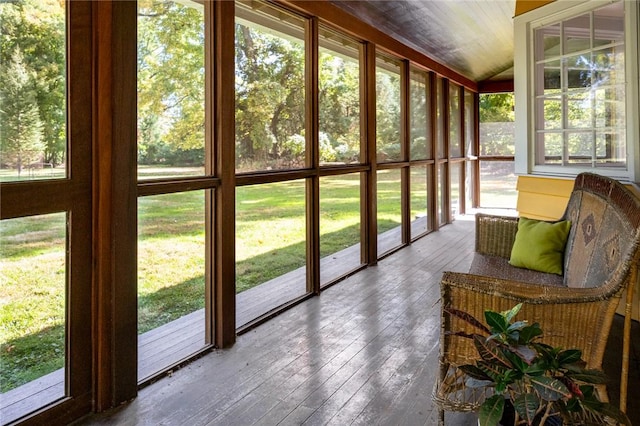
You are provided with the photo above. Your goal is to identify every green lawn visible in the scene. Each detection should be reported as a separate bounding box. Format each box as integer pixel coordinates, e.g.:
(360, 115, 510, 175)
(0, 168, 428, 392)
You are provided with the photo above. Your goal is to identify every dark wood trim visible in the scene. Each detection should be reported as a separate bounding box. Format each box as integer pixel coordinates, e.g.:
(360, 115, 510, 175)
(457, 85, 466, 214)
(479, 155, 516, 161)
(478, 79, 514, 93)
(471, 91, 480, 208)
(306, 17, 321, 295)
(214, 0, 237, 348)
(281, 0, 477, 91)
(400, 60, 411, 244)
(365, 42, 377, 264)
(92, 0, 139, 410)
(318, 164, 369, 176)
(377, 161, 411, 170)
(137, 177, 220, 197)
(236, 169, 316, 186)
(427, 72, 438, 232)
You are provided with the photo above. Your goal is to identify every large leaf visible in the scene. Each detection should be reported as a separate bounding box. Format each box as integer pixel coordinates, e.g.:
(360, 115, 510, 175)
(501, 303, 522, 322)
(477, 361, 510, 382)
(557, 349, 582, 366)
(478, 395, 505, 426)
(459, 364, 492, 381)
(473, 334, 511, 367)
(518, 323, 543, 344)
(580, 400, 632, 426)
(485, 310, 508, 333)
(511, 345, 536, 365)
(443, 306, 490, 333)
(565, 369, 608, 384)
(531, 376, 571, 401)
(513, 393, 540, 424)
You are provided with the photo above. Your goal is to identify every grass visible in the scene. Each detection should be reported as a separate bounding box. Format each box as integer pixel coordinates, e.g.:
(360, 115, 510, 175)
(0, 165, 514, 393)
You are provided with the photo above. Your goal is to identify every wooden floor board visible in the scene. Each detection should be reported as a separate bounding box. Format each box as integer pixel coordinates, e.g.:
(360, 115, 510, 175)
(74, 217, 639, 426)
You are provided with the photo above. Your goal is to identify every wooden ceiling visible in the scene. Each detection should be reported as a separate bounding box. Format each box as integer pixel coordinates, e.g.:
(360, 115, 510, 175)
(329, 0, 517, 83)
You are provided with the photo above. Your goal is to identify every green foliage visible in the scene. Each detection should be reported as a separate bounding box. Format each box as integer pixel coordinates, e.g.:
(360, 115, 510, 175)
(0, 0, 66, 168)
(446, 303, 631, 426)
(0, 48, 44, 175)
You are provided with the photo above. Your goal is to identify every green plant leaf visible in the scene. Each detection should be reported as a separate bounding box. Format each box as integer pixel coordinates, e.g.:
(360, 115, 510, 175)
(474, 334, 511, 367)
(506, 320, 528, 333)
(565, 369, 608, 384)
(503, 350, 528, 372)
(531, 376, 571, 401)
(459, 364, 492, 381)
(511, 345, 536, 365)
(557, 349, 582, 366)
(443, 306, 491, 333)
(581, 398, 632, 426)
(502, 303, 522, 322)
(485, 311, 508, 333)
(513, 393, 539, 424)
(518, 323, 543, 344)
(478, 361, 510, 382)
(478, 395, 504, 426)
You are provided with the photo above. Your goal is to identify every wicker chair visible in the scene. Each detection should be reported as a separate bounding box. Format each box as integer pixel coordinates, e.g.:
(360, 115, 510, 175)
(432, 172, 640, 424)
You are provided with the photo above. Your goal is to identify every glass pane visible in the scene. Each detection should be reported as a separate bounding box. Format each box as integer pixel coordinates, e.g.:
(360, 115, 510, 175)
(542, 132, 563, 164)
(567, 132, 593, 164)
(450, 163, 461, 217)
(0, 213, 66, 423)
(564, 13, 591, 55)
(376, 53, 402, 162)
(566, 54, 591, 89)
(138, 191, 206, 380)
(535, 23, 561, 60)
(593, 2, 624, 48)
(479, 93, 515, 156)
(480, 161, 517, 209)
(594, 87, 625, 128)
(436, 77, 445, 159)
(319, 27, 361, 165)
(542, 97, 562, 130)
(464, 90, 475, 157)
(410, 69, 430, 160)
(593, 47, 625, 87)
(541, 61, 561, 94)
(377, 169, 402, 255)
(449, 84, 461, 158)
(0, 1, 66, 182)
(595, 131, 626, 167)
(137, 0, 205, 180)
(320, 173, 362, 286)
(410, 166, 429, 238)
(235, 3, 306, 173)
(438, 164, 447, 225)
(567, 92, 592, 128)
(236, 180, 307, 326)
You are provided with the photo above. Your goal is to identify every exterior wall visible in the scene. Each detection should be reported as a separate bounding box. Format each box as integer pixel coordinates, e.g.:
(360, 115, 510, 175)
(516, 175, 640, 320)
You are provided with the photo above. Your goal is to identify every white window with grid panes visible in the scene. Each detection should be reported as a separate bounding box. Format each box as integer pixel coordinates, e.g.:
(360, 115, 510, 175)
(514, 0, 640, 182)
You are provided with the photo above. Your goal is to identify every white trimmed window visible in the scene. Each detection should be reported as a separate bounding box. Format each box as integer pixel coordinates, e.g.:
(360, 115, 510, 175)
(515, 0, 640, 181)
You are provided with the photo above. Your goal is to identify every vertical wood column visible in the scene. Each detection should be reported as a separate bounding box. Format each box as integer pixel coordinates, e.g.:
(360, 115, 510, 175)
(93, 0, 138, 410)
(364, 43, 378, 264)
(400, 60, 411, 244)
(214, 0, 237, 348)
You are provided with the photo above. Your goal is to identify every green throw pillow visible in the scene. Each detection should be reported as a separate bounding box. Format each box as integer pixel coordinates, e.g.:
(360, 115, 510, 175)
(509, 217, 571, 275)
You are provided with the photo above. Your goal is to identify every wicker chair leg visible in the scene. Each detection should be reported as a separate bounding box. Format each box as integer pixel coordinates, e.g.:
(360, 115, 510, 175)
(438, 408, 444, 426)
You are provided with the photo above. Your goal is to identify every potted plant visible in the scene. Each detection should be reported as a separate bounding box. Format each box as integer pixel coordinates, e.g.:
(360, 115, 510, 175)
(445, 303, 631, 426)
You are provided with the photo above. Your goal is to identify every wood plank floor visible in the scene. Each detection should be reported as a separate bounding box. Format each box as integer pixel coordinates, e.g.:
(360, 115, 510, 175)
(75, 216, 639, 425)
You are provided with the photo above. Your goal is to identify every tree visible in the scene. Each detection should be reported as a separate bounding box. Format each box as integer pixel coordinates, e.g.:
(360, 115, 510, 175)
(0, 0, 66, 167)
(0, 49, 45, 176)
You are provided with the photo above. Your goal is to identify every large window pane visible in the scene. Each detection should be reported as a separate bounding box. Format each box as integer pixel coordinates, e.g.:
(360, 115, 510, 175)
(319, 28, 362, 165)
(465, 89, 476, 157)
(0, 0, 66, 182)
(320, 174, 363, 286)
(0, 213, 66, 423)
(480, 161, 517, 208)
(410, 68, 430, 160)
(449, 83, 462, 157)
(450, 162, 462, 217)
(236, 180, 307, 325)
(235, 2, 306, 173)
(410, 165, 429, 238)
(376, 53, 402, 163)
(438, 164, 447, 225)
(137, 0, 205, 180)
(138, 191, 206, 381)
(377, 169, 402, 255)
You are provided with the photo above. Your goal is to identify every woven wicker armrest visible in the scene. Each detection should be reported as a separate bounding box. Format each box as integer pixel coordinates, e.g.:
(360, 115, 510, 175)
(474, 213, 519, 258)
